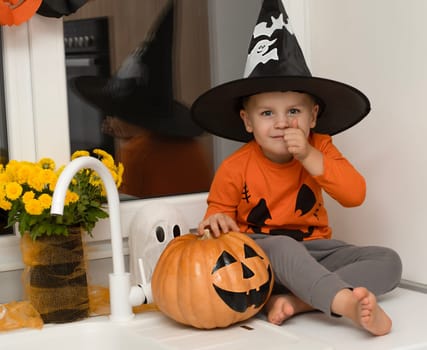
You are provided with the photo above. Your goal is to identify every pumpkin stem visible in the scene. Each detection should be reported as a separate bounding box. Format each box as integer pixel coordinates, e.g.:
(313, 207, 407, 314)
(200, 228, 213, 240)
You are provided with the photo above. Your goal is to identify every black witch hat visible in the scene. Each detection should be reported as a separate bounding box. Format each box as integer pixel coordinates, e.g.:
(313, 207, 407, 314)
(71, 1, 203, 138)
(191, 0, 370, 142)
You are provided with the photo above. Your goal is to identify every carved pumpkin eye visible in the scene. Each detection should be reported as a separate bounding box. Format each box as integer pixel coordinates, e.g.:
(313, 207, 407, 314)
(212, 250, 255, 279)
(212, 243, 264, 274)
(211, 251, 237, 274)
(244, 243, 263, 259)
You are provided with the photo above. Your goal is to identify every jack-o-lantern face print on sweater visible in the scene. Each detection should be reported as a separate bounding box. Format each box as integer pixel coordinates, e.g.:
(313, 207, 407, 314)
(246, 183, 320, 240)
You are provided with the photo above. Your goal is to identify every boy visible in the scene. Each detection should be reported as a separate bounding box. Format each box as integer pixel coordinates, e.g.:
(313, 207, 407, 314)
(191, 0, 402, 337)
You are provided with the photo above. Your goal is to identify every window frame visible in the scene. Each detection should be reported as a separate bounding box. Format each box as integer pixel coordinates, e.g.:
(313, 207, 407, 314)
(0, 16, 77, 271)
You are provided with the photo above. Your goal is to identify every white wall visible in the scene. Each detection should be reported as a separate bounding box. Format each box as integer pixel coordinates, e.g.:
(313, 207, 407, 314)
(308, 0, 427, 284)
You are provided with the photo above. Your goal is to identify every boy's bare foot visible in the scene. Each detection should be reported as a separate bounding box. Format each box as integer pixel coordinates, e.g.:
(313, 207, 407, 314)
(332, 287, 392, 336)
(352, 287, 392, 336)
(265, 294, 313, 325)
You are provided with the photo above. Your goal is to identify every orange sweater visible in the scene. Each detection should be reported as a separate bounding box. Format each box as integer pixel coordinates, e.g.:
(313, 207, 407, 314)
(205, 133, 366, 241)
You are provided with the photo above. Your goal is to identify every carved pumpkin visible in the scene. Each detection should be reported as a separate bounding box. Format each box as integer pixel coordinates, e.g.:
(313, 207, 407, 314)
(0, 0, 42, 26)
(151, 230, 274, 329)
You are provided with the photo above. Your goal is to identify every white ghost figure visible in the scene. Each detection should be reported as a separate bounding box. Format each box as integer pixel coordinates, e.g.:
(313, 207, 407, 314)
(128, 202, 189, 291)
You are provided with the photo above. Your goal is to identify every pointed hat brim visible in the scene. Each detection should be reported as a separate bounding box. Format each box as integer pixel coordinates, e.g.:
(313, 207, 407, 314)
(191, 75, 370, 142)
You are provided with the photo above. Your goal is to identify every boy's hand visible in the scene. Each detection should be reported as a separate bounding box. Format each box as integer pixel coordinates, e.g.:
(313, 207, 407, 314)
(283, 118, 312, 161)
(284, 118, 324, 176)
(197, 213, 240, 237)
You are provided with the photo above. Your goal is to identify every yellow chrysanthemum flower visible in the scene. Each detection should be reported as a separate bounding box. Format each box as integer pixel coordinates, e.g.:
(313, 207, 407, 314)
(22, 191, 35, 204)
(38, 193, 52, 209)
(101, 156, 115, 169)
(36, 169, 55, 188)
(4, 160, 19, 178)
(65, 190, 79, 205)
(93, 148, 111, 160)
(71, 150, 90, 160)
(27, 168, 45, 192)
(38, 158, 55, 170)
(0, 171, 9, 184)
(5, 182, 23, 200)
(24, 198, 43, 216)
(0, 198, 11, 211)
(16, 164, 32, 184)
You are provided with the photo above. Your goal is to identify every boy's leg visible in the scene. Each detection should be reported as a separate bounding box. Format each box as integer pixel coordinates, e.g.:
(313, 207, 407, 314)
(252, 235, 351, 315)
(253, 235, 395, 335)
(303, 239, 402, 295)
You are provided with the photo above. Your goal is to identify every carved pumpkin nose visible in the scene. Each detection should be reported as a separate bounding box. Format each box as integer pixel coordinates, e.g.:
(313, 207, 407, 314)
(241, 262, 255, 279)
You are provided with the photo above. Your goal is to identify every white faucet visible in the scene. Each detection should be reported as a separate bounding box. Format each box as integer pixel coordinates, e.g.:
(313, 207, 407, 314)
(51, 156, 141, 322)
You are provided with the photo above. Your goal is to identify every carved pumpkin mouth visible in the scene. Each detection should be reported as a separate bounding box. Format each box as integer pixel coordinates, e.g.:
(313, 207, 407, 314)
(213, 265, 272, 313)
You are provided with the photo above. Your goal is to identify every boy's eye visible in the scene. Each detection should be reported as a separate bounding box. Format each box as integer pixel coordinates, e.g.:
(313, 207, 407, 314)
(261, 110, 273, 117)
(288, 108, 300, 115)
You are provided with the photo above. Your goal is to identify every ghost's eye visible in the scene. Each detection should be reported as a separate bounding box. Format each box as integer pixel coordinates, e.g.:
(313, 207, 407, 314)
(173, 224, 181, 237)
(156, 226, 165, 242)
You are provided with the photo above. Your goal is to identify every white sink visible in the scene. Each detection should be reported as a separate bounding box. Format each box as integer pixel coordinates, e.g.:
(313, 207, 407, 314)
(0, 311, 333, 350)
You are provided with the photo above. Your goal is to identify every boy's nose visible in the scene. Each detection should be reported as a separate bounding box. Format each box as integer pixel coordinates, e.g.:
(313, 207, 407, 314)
(274, 114, 290, 128)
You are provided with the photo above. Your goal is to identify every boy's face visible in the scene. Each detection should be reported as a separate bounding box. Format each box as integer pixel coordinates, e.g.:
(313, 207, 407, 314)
(240, 91, 319, 163)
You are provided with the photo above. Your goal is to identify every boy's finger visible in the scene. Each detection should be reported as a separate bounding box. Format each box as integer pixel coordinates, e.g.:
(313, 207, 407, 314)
(197, 222, 209, 235)
(291, 118, 299, 129)
(230, 220, 240, 232)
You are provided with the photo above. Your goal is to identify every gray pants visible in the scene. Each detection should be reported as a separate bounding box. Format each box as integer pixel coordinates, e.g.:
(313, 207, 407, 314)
(252, 235, 402, 316)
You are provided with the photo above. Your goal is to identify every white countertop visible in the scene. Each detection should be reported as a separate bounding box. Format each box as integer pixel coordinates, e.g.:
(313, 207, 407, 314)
(271, 287, 427, 349)
(1, 287, 425, 350)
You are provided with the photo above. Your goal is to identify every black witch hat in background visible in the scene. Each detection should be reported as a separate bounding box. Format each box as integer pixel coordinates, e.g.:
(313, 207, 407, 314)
(37, 0, 88, 18)
(191, 0, 370, 142)
(71, 1, 203, 138)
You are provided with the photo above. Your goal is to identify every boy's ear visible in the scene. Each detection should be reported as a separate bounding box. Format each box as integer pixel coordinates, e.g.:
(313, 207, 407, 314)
(310, 104, 320, 129)
(240, 110, 253, 133)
